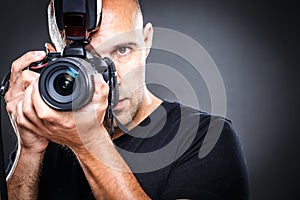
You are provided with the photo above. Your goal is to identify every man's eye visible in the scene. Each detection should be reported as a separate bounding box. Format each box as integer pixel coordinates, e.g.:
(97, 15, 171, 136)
(117, 47, 131, 56)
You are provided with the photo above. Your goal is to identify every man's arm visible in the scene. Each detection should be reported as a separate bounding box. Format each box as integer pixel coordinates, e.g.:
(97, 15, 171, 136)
(70, 125, 150, 200)
(7, 148, 44, 200)
(5, 51, 49, 199)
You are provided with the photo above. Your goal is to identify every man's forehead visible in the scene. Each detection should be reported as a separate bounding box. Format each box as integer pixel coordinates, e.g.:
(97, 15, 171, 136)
(90, 29, 145, 55)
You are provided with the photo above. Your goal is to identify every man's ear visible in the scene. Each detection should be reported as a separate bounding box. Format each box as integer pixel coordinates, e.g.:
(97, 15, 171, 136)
(45, 42, 57, 53)
(143, 22, 153, 57)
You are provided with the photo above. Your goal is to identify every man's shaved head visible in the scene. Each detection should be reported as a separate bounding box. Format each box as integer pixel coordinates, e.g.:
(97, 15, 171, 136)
(101, 0, 143, 29)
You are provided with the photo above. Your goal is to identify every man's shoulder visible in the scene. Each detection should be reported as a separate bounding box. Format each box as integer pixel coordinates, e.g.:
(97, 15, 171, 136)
(162, 100, 238, 156)
(162, 100, 233, 130)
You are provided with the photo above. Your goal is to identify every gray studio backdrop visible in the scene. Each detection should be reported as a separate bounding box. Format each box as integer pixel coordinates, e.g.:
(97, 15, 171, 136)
(0, 0, 299, 199)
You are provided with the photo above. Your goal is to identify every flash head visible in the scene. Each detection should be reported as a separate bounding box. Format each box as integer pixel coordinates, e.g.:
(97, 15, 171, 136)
(54, 0, 102, 41)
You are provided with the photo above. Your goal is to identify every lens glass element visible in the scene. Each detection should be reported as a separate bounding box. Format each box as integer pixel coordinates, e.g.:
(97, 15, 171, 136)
(53, 73, 76, 96)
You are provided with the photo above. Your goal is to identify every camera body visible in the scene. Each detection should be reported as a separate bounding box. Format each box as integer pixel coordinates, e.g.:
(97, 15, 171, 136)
(28, 0, 117, 111)
(29, 46, 112, 111)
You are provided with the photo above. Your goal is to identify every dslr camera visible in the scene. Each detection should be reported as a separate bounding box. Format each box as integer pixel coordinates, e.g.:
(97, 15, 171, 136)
(29, 0, 118, 111)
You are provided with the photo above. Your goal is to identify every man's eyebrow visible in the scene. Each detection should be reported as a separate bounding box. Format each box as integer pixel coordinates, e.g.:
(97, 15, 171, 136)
(112, 42, 138, 49)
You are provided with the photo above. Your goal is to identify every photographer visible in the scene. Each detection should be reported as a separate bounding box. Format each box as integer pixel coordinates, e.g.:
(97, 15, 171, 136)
(4, 0, 249, 199)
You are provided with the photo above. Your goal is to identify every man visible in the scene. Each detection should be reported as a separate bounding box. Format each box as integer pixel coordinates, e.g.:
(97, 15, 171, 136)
(4, 0, 249, 199)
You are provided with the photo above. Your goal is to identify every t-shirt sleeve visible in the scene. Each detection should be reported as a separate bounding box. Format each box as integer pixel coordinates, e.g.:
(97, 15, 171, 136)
(159, 119, 249, 200)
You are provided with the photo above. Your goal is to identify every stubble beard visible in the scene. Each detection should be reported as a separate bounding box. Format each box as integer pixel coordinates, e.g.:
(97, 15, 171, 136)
(115, 87, 145, 127)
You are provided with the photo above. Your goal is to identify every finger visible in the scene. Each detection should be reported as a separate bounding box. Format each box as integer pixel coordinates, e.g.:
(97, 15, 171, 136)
(5, 70, 39, 102)
(90, 74, 109, 123)
(93, 74, 109, 101)
(31, 80, 52, 121)
(45, 42, 56, 53)
(89, 74, 109, 117)
(6, 95, 23, 116)
(22, 83, 46, 131)
(16, 99, 39, 134)
(10, 51, 46, 84)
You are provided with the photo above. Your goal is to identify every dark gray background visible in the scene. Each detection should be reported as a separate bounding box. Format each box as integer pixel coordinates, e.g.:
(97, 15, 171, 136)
(0, 0, 299, 199)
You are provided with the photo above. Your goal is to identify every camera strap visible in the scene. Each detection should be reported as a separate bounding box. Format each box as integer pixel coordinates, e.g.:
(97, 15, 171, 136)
(104, 57, 119, 138)
(101, 57, 130, 135)
(0, 72, 9, 200)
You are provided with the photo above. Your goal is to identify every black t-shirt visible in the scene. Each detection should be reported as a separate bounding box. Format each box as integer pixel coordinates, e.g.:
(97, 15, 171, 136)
(28, 101, 248, 199)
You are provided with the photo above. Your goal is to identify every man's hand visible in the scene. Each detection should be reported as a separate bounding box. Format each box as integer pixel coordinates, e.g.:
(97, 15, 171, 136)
(5, 48, 110, 159)
(5, 51, 49, 153)
(20, 73, 109, 151)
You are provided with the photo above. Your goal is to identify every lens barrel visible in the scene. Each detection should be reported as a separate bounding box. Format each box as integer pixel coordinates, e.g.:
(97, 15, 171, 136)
(39, 57, 96, 111)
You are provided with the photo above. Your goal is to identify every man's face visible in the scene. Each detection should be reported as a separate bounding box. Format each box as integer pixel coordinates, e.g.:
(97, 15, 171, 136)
(89, 0, 152, 127)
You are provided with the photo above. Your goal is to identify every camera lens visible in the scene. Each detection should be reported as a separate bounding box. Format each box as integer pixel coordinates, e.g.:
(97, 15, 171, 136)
(54, 73, 76, 96)
(39, 57, 96, 111)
